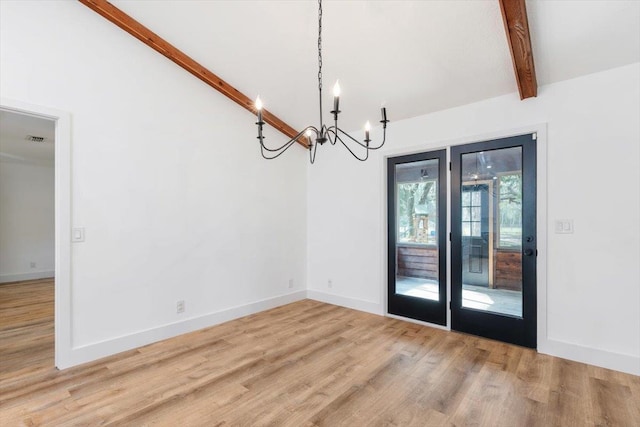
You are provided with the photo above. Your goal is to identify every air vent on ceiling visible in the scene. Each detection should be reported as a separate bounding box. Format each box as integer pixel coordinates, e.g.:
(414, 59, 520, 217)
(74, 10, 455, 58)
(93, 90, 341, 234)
(25, 135, 47, 143)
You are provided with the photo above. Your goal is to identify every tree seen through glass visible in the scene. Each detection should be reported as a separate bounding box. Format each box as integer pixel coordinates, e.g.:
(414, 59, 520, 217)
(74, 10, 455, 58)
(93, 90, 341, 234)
(397, 180, 437, 244)
(499, 173, 522, 247)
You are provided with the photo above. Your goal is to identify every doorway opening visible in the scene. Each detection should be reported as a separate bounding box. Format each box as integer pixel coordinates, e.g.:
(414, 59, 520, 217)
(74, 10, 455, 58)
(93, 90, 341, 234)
(0, 110, 56, 371)
(1, 99, 71, 369)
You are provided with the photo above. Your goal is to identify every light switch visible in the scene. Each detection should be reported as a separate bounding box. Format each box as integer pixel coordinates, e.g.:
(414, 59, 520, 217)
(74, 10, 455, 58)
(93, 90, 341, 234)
(554, 220, 573, 234)
(72, 227, 85, 242)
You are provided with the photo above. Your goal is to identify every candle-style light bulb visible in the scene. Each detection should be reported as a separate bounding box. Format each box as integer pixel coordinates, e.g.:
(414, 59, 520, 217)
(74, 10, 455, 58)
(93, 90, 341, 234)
(255, 96, 263, 124)
(332, 80, 341, 115)
(364, 121, 371, 143)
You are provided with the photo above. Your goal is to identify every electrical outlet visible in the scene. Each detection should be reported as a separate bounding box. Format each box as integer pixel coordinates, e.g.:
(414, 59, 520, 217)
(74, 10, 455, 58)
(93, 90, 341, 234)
(555, 219, 574, 234)
(176, 300, 185, 314)
(328, 279, 333, 289)
(30, 262, 36, 269)
(288, 279, 294, 289)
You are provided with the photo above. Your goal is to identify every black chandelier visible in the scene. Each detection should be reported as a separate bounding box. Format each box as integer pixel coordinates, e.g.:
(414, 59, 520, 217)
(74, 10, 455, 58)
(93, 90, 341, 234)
(255, 0, 389, 163)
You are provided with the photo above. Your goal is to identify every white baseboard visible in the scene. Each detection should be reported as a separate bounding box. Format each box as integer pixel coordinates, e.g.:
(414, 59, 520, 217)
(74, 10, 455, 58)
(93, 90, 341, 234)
(0, 270, 55, 283)
(306, 290, 383, 316)
(58, 290, 307, 369)
(538, 338, 640, 376)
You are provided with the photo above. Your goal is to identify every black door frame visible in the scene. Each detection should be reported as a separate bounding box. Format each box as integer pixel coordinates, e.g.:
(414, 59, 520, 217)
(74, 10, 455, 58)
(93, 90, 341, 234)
(387, 149, 448, 325)
(450, 134, 537, 348)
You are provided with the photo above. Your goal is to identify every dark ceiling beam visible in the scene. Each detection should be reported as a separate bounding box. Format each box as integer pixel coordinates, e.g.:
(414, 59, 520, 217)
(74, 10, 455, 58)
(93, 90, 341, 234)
(78, 0, 309, 148)
(499, 0, 537, 99)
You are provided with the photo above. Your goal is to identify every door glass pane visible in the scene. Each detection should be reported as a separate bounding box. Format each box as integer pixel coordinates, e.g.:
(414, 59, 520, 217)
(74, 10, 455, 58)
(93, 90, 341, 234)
(471, 191, 481, 205)
(460, 147, 523, 317)
(462, 207, 471, 221)
(471, 207, 481, 221)
(395, 158, 440, 301)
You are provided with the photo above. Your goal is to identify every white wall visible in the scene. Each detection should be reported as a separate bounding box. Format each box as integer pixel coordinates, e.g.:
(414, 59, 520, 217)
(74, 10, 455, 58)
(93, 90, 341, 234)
(1, 1, 307, 366)
(0, 159, 55, 282)
(308, 63, 640, 375)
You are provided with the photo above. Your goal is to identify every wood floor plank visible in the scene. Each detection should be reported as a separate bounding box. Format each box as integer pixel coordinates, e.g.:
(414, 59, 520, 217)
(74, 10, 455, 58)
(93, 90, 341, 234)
(1, 278, 639, 426)
(589, 377, 635, 426)
(544, 358, 596, 426)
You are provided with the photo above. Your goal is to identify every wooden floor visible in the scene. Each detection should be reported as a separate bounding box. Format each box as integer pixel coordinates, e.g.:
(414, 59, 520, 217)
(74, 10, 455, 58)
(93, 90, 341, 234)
(1, 279, 639, 426)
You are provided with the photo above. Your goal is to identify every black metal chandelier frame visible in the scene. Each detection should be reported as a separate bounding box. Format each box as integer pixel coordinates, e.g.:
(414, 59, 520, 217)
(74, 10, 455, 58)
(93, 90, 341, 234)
(255, 0, 389, 163)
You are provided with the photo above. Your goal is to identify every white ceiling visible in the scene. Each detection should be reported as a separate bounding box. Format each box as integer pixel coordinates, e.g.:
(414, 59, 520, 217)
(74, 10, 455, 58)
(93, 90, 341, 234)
(0, 110, 55, 165)
(85, 1, 640, 134)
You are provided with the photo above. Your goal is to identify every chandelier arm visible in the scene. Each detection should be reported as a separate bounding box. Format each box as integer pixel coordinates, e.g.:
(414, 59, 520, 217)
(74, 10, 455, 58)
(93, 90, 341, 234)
(335, 126, 387, 150)
(258, 127, 312, 153)
(328, 122, 338, 145)
(309, 138, 319, 164)
(334, 132, 369, 162)
(366, 126, 387, 150)
(326, 127, 337, 145)
(260, 138, 299, 160)
(258, 138, 295, 153)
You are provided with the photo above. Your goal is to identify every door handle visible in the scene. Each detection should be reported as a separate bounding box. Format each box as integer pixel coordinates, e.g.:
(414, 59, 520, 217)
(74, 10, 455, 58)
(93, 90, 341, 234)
(524, 249, 534, 256)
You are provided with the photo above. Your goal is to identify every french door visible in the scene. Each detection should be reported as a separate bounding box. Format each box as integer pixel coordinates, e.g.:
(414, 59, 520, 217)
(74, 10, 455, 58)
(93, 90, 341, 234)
(387, 134, 537, 348)
(451, 134, 537, 348)
(387, 150, 447, 325)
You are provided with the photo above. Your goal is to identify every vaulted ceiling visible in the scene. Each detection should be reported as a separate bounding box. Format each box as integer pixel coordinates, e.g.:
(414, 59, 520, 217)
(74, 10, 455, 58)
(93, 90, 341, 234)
(94, 1, 640, 133)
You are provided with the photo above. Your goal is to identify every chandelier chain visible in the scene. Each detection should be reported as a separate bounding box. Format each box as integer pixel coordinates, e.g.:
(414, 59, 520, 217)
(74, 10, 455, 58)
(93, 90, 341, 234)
(317, 0, 322, 92)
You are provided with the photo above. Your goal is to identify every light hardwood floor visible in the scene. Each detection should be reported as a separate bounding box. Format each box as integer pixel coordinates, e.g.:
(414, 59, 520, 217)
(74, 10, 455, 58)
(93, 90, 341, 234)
(1, 278, 639, 426)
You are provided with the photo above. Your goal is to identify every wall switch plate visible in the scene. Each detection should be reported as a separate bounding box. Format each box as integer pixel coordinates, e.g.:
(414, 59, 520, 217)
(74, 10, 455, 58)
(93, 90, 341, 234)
(288, 279, 294, 289)
(30, 262, 36, 269)
(555, 219, 574, 234)
(176, 300, 185, 314)
(72, 227, 85, 242)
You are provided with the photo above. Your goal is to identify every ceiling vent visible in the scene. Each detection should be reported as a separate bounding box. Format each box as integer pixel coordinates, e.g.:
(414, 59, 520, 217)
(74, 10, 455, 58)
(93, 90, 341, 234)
(25, 135, 47, 143)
